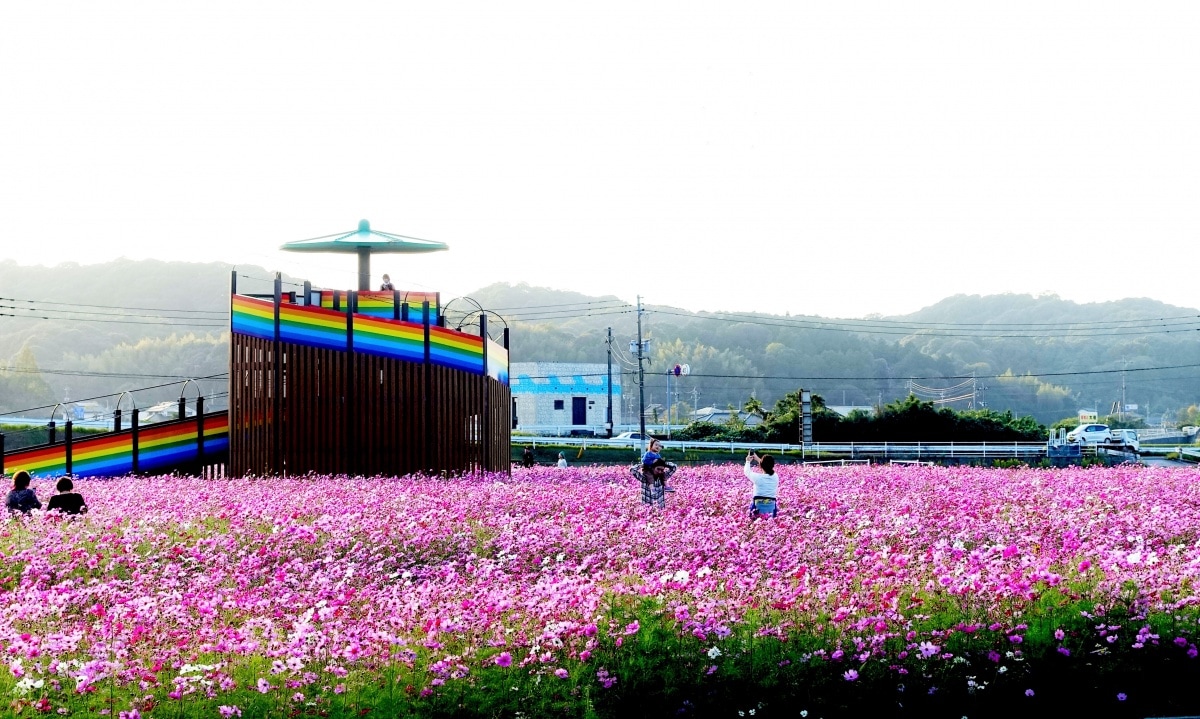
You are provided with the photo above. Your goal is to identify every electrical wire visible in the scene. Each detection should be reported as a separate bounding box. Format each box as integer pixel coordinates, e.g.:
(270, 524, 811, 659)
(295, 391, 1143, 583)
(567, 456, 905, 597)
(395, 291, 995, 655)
(0, 310, 226, 328)
(512, 363, 1200, 383)
(1, 367, 228, 380)
(0, 374, 229, 418)
(649, 308, 1200, 339)
(0, 297, 227, 316)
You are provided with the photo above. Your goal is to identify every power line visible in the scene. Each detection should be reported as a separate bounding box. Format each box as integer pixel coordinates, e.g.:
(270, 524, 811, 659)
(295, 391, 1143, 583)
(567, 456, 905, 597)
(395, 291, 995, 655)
(649, 308, 1200, 340)
(514, 362, 1200, 382)
(0, 311, 226, 328)
(2, 367, 228, 380)
(0, 374, 229, 418)
(483, 299, 633, 313)
(0, 296, 227, 316)
(654, 306, 1200, 330)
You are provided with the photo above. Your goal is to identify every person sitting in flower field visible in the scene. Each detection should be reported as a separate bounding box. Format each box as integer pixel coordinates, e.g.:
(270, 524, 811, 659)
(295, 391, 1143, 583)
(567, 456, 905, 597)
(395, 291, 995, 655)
(631, 454, 678, 509)
(46, 477, 88, 515)
(745, 449, 778, 519)
(5, 470, 41, 514)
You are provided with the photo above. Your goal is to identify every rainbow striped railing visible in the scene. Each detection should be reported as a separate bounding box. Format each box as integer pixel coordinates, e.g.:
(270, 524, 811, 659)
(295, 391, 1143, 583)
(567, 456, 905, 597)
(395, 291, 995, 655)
(3, 412, 229, 479)
(231, 294, 508, 382)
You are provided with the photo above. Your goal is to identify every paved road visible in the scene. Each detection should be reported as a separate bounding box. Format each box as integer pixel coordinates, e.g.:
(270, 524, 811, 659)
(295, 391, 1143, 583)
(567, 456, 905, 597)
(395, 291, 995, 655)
(1140, 457, 1191, 467)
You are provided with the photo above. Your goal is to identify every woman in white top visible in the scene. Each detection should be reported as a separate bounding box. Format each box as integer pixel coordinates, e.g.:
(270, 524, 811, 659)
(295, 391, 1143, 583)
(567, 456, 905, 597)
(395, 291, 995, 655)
(744, 449, 778, 518)
(557, 452, 568, 468)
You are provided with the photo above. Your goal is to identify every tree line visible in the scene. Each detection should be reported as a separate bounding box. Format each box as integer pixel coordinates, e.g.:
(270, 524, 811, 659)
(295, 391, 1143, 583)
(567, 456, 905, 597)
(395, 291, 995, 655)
(673, 392, 1047, 444)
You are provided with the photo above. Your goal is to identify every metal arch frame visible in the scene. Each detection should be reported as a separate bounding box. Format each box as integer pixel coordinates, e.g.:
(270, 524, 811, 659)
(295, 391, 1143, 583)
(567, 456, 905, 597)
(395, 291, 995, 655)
(443, 297, 509, 342)
(441, 296, 482, 327)
(178, 378, 202, 401)
(115, 391, 138, 414)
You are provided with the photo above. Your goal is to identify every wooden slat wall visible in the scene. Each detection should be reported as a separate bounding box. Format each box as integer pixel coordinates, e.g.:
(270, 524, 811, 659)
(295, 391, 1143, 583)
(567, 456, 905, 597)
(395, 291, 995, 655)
(231, 333, 510, 478)
(230, 335, 275, 476)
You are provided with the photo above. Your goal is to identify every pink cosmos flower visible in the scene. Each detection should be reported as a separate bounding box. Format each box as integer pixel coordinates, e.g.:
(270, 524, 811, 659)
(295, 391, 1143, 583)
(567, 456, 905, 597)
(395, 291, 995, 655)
(843, 669, 859, 681)
(623, 621, 640, 635)
(495, 652, 512, 668)
(555, 668, 569, 679)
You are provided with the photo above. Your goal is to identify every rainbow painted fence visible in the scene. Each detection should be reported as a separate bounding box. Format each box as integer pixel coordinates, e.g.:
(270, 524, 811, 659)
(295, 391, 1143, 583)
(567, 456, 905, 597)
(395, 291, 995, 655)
(3, 413, 229, 479)
(229, 290, 511, 478)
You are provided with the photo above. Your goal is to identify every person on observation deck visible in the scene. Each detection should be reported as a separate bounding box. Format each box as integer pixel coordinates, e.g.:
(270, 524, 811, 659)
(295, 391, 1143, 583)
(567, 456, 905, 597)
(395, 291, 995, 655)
(380, 274, 395, 291)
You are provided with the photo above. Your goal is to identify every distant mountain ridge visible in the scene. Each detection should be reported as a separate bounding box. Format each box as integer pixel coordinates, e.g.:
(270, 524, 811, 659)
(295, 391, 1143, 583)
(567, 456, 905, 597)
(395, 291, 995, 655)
(1, 261, 1196, 425)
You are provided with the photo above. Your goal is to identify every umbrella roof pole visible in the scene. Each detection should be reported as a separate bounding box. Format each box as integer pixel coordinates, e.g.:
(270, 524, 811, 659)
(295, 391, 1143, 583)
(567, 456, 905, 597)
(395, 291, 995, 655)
(357, 247, 370, 291)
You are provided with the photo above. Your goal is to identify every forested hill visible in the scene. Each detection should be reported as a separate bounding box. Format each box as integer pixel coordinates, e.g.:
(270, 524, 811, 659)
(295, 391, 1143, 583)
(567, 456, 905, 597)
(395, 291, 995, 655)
(0, 259, 282, 413)
(470, 282, 1200, 426)
(1, 260, 1197, 426)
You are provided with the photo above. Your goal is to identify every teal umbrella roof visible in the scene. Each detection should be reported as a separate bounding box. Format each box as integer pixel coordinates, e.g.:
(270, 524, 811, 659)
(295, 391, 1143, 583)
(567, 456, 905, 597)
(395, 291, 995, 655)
(280, 219, 449, 254)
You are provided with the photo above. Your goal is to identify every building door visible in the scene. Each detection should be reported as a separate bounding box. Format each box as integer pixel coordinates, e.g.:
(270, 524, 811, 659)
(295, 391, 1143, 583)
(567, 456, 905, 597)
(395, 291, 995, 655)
(572, 397, 587, 425)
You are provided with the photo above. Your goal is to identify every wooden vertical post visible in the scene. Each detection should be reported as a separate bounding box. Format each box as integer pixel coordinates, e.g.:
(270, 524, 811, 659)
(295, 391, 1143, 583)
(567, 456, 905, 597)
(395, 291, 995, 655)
(273, 272, 282, 475)
(196, 395, 206, 475)
(229, 269, 236, 475)
(347, 291, 357, 476)
(423, 301, 431, 472)
(481, 313, 489, 474)
(131, 412, 140, 474)
(65, 419, 73, 476)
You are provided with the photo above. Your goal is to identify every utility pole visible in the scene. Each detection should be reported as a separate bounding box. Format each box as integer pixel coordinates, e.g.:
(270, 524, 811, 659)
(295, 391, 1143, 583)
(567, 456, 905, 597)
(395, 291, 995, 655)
(665, 368, 671, 439)
(1113, 357, 1123, 424)
(606, 327, 614, 438)
(636, 295, 647, 452)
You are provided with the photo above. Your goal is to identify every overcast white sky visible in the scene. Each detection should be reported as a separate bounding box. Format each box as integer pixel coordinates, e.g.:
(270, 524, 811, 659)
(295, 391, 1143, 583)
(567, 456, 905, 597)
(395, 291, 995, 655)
(2, 2, 1197, 318)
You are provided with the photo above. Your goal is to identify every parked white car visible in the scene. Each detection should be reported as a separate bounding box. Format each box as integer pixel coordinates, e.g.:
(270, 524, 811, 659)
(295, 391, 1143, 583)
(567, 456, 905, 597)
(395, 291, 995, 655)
(1066, 423, 1112, 445)
(613, 431, 655, 447)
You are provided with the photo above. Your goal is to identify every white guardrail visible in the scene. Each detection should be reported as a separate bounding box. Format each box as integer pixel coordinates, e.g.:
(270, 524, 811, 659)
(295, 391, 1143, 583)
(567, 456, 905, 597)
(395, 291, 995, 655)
(512, 436, 1051, 459)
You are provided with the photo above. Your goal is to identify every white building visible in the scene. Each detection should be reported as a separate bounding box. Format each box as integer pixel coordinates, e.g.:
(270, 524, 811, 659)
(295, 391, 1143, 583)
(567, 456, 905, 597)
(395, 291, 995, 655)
(511, 362, 622, 433)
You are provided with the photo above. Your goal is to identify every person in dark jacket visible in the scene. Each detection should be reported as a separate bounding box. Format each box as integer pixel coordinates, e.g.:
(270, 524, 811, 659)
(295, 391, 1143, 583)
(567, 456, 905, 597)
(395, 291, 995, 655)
(47, 477, 87, 515)
(5, 470, 41, 514)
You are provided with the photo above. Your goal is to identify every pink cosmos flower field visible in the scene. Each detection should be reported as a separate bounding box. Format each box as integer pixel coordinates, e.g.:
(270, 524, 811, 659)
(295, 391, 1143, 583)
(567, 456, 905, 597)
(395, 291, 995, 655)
(2, 463, 1199, 717)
